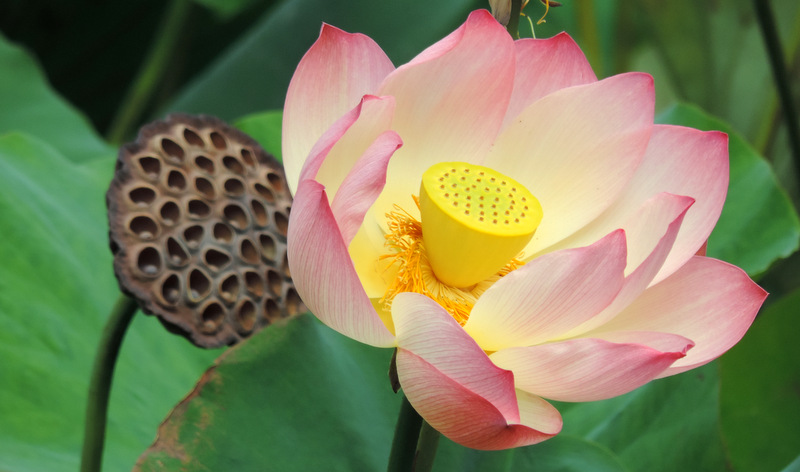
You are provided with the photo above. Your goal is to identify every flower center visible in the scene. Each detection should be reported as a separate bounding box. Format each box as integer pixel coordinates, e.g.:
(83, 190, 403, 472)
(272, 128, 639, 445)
(419, 162, 542, 288)
(379, 162, 542, 325)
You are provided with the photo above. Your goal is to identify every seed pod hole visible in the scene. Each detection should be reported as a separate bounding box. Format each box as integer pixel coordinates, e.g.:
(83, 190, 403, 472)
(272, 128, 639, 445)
(240, 149, 255, 167)
(195, 177, 216, 199)
(219, 273, 240, 303)
(137, 246, 162, 276)
(251, 200, 268, 227)
(188, 268, 211, 300)
(237, 300, 257, 332)
(223, 156, 245, 175)
(204, 248, 231, 271)
(138, 156, 161, 179)
(286, 288, 305, 316)
(161, 138, 185, 162)
(200, 302, 225, 334)
(161, 273, 181, 305)
(187, 199, 211, 219)
(160, 201, 180, 225)
(166, 237, 189, 266)
(254, 183, 274, 203)
(244, 270, 264, 296)
(224, 178, 245, 196)
(213, 223, 234, 243)
(195, 155, 215, 174)
(129, 187, 156, 206)
(266, 172, 284, 192)
(224, 203, 248, 230)
(266, 269, 282, 295)
(183, 128, 205, 147)
(129, 216, 158, 239)
(282, 252, 291, 278)
(240, 238, 259, 264)
(259, 233, 276, 261)
(274, 211, 288, 236)
(210, 131, 227, 150)
(183, 224, 204, 247)
(167, 170, 187, 191)
(264, 297, 280, 320)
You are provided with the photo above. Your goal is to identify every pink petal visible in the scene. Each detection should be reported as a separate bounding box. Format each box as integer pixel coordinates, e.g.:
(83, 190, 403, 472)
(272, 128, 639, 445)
(593, 256, 767, 377)
(331, 130, 402, 245)
(502, 33, 597, 130)
(486, 73, 655, 254)
(283, 25, 395, 193)
(490, 335, 690, 402)
(557, 193, 694, 336)
(298, 95, 395, 194)
(464, 230, 627, 351)
(393, 292, 561, 450)
(642, 126, 729, 283)
(371, 10, 516, 215)
(556, 125, 727, 284)
(287, 179, 395, 347)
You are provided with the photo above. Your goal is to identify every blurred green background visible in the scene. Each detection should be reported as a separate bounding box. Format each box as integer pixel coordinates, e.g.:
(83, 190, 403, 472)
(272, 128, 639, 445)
(1, 0, 799, 471)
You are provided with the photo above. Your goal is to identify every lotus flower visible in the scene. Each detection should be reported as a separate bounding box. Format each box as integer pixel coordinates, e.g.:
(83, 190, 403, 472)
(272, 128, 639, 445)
(283, 10, 766, 450)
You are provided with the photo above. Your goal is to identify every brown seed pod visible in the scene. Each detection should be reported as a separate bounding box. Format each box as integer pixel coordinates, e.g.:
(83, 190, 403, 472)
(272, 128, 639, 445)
(107, 114, 305, 348)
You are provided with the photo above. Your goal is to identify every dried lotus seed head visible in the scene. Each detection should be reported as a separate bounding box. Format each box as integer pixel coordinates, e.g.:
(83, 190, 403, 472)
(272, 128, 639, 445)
(107, 114, 305, 348)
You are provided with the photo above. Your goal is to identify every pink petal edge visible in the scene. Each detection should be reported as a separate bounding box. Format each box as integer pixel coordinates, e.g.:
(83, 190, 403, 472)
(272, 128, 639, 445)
(491, 335, 690, 402)
(331, 130, 402, 245)
(393, 292, 561, 450)
(283, 24, 395, 193)
(502, 32, 597, 131)
(464, 230, 627, 351)
(287, 179, 395, 347)
(592, 256, 767, 376)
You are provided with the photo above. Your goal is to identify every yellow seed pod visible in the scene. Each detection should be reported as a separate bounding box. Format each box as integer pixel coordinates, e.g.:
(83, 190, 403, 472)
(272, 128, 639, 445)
(419, 161, 542, 288)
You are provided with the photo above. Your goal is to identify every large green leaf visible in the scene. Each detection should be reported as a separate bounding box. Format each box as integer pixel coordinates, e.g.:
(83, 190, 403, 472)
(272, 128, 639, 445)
(657, 103, 800, 277)
(0, 132, 222, 471)
(557, 364, 726, 471)
(719, 288, 800, 472)
(0, 33, 114, 163)
(136, 314, 399, 471)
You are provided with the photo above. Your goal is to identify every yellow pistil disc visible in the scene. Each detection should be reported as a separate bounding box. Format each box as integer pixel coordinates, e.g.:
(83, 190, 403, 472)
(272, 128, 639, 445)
(419, 161, 543, 288)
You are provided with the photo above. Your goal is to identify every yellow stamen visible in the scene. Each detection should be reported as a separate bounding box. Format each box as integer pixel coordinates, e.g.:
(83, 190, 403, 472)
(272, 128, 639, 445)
(418, 162, 542, 288)
(380, 203, 522, 325)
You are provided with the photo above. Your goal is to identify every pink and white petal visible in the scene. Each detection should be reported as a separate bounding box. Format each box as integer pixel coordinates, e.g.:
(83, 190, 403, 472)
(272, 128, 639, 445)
(502, 33, 597, 130)
(331, 130, 402, 245)
(283, 25, 395, 193)
(287, 179, 395, 347)
(486, 73, 655, 254)
(559, 194, 693, 337)
(490, 335, 690, 402)
(593, 256, 766, 377)
(372, 10, 516, 216)
(393, 292, 561, 450)
(464, 230, 626, 351)
(531, 126, 726, 284)
(298, 95, 395, 193)
(642, 126, 729, 283)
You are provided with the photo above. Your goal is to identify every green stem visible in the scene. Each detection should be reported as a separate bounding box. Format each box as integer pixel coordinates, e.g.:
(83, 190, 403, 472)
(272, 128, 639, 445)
(105, 0, 192, 145)
(413, 421, 441, 472)
(753, 0, 800, 187)
(506, 0, 523, 39)
(387, 395, 423, 472)
(80, 295, 139, 472)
